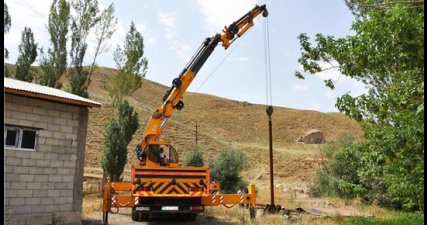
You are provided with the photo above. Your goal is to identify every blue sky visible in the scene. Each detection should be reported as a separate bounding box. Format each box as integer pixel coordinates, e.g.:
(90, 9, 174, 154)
(4, 0, 366, 112)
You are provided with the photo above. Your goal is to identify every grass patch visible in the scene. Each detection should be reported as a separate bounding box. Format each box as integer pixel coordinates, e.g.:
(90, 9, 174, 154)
(82, 195, 103, 217)
(345, 212, 423, 225)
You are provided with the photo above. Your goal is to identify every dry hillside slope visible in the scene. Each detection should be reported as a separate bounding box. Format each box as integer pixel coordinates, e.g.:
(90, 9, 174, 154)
(4, 64, 362, 183)
(85, 67, 362, 179)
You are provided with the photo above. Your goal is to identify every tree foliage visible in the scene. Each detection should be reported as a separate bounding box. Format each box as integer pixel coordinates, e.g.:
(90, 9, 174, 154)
(68, 0, 100, 97)
(183, 145, 205, 167)
(15, 27, 38, 82)
(4, 2, 11, 34)
(311, 134, 365, 198)
(106, 22, 148, 106)
(296, 0, 424, 210)
(37, 0, 70, 89)
(102, 21, 146, 182)
(101, 100, 139, 181)
(210, 148, 247, 194)
(4, 2, 11, 59)
(5, 65, 11, 77)
(87, 3, 117, 79)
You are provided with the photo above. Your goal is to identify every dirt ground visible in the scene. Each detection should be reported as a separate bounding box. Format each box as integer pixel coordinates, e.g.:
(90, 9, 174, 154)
(83, 208, 244, 225)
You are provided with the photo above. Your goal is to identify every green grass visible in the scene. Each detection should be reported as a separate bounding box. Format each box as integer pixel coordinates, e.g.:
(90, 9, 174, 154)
(345, 212, 423, 225)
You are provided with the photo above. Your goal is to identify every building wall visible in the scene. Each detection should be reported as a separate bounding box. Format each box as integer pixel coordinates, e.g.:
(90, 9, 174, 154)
(4, 93, 88, 225)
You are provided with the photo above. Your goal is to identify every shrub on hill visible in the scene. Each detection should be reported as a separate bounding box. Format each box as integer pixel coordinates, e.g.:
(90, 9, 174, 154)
(210, 147, 248, 194)
(183, 145, 205, 167)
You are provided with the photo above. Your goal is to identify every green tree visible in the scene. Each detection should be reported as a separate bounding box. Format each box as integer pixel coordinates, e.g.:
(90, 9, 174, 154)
(183, 145, 205, 167)
(4, 2, 11, 59)
(102, 21, 146, 182)
(15, 27, 38, 82)
(5, 65, 11, 77)
(101, 100, 139, 181)
(68, 0, 100, 97)
(4, 3, 11, 34)
(106, 22, 148, 106)
(296, 0, 423, 210)
(37, 0, 70, 89)
(210, 148, 247, 194)
(87, 3, 117, 79)
(311, 134, 366, 198)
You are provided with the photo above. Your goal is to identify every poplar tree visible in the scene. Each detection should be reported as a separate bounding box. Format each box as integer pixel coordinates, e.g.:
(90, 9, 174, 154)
(4, 2, 11, 59)
(102, 22, 148, 182)
(68, 0, 100, 97)
(15, 27, 38, 82)
(38, 0, 70, 89)
(106, 22, 148, 106)
(87, 3, 117, 80)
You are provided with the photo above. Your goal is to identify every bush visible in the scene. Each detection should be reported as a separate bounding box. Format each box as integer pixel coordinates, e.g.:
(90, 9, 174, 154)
(311, 133, 366, 199)
(183, 145, 205, 167)
(210, 147, 247, 194)
(312, 130, 424, 211)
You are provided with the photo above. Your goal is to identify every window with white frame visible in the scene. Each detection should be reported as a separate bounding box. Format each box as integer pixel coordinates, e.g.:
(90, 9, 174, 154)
(4, 125, 39, 150)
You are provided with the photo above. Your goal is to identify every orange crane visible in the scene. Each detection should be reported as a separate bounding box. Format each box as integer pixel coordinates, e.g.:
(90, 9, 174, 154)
(102, 5, 268, 224)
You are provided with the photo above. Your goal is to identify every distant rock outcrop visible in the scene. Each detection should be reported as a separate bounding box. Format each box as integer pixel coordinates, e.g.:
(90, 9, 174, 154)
(296, 129, 325, 144)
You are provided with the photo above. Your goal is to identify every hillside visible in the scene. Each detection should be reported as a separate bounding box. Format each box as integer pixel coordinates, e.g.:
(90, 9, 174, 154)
(84, 67, 362, 183)
(4, 64, 362, 183)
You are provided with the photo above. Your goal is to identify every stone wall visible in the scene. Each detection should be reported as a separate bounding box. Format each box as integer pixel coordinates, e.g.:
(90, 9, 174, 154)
(4, 93, 88, 225)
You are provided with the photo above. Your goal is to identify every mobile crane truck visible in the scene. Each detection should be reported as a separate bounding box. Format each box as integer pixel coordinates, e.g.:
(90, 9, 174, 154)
(102, 5, 268, 224)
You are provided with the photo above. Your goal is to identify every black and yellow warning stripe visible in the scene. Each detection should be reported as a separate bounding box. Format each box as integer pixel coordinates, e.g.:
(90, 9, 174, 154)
(136, 181, 206, 194)
(132, 168, 208, 195)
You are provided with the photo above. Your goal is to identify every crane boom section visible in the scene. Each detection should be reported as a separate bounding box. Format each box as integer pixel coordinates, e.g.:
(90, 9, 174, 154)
(139, 4, 268, 154)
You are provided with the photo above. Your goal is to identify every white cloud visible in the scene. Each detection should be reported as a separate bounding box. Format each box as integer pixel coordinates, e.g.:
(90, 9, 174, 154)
(164, 29, 176, 41)
(157, 10, 192, 62)
(158, 11, 176, 27)
(196, 0, 260, 33)
(293, 84, 310, 93)
(158, 11, 177, 41)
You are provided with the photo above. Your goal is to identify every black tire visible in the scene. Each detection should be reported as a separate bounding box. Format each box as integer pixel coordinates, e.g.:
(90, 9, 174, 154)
(131, 210, 139, 221)
(187, 213, 197, 221)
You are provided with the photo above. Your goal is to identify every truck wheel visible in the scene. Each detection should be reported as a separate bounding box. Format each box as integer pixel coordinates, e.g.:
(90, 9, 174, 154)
(131, 210, 139, 221)
(140, 212, 149, 221)
(187, 213, 197, 221)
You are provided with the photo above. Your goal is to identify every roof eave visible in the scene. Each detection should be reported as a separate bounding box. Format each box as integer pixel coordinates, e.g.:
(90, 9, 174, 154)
(4, 87, 101, 108)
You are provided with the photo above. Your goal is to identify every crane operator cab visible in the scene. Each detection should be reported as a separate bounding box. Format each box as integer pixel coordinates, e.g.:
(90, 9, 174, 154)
(135, 143, 179, 167)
